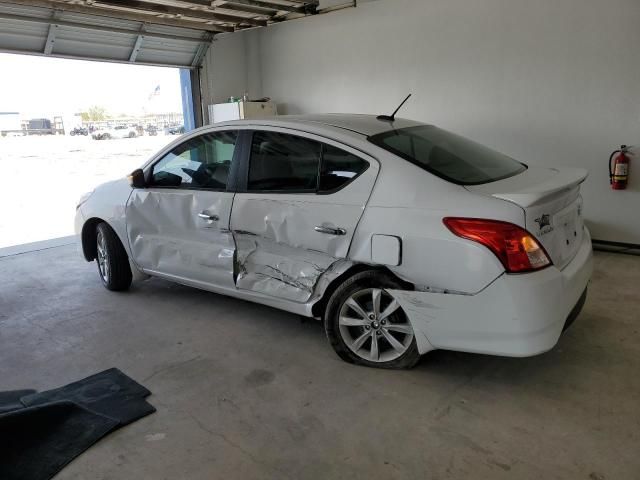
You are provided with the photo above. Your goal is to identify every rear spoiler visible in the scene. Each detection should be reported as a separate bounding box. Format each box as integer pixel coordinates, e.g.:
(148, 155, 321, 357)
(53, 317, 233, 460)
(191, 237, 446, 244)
(478, 167, 588, 208)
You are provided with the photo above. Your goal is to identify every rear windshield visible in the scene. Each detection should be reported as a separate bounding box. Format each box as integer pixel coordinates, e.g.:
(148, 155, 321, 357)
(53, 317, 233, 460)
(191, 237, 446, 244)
(369, 125, 526, 185)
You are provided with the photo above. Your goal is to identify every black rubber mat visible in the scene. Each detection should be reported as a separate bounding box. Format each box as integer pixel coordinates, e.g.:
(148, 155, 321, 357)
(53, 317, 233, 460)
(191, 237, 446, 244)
(0, 369, 155, 480)
(0, 401, 118, 480)
(21, 368, 155, 424)
(0, 390, 36, 414)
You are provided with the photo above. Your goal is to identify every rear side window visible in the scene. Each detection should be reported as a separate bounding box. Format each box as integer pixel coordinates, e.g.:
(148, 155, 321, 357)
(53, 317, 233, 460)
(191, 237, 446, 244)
(369, 125, 526, 185)
(319, 145, 369, 192)
(248, 131, 321, 192)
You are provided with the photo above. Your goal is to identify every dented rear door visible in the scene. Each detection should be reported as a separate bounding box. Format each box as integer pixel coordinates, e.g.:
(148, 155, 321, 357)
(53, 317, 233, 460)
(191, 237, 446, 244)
(126, 130, 239, 288)
(230, 129, 378, 302)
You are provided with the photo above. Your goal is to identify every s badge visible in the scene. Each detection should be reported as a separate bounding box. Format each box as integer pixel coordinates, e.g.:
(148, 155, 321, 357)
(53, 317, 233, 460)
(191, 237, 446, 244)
(535, 214, 553, 235)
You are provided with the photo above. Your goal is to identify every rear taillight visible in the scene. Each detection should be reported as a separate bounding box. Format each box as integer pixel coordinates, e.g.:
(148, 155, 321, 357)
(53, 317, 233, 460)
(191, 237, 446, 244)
(443, 217, 551, 273)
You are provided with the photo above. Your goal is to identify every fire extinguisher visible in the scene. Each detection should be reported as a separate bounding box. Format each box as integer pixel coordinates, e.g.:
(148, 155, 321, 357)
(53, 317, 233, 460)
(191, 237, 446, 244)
(609, 145, 630, 190)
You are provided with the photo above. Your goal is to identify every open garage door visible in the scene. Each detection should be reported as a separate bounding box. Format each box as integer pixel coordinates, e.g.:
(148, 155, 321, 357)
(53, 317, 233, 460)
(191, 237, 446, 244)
(0, 2, 214, 68)
(0, 0, 348, 249)
(0, 0, 322, 68)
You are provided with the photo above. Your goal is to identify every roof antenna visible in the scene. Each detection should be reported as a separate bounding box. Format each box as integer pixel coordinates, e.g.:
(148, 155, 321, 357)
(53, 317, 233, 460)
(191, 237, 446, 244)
(376, 94, 412, 122)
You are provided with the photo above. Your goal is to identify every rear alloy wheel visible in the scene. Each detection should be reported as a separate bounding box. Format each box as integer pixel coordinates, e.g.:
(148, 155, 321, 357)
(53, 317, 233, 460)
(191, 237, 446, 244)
(95, 223, 132, 291)
(324, 271, 420, 369)
(339, 288, 414, 362)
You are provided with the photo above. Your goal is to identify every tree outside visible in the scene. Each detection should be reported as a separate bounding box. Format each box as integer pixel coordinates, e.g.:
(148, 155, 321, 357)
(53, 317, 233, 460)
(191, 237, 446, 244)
(80, 106, 108, 122)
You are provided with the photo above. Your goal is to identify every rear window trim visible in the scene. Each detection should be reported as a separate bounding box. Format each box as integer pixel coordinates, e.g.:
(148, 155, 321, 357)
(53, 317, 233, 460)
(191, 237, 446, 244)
(368, 127, 527, 186)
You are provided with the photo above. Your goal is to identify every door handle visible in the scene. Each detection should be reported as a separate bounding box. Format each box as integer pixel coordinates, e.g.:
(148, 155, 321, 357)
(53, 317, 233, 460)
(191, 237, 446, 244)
(198, 212, 219, 221)
(314, 225, 346, 236)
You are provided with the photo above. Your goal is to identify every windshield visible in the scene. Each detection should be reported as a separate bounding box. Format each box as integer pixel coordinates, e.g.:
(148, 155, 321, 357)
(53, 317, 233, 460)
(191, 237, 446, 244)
(369, 125, 526, 185)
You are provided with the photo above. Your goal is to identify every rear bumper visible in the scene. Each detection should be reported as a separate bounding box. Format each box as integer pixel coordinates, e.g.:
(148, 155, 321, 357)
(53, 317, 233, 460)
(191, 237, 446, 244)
(562, 287, 587, 333)
(389, 228, 593, 356)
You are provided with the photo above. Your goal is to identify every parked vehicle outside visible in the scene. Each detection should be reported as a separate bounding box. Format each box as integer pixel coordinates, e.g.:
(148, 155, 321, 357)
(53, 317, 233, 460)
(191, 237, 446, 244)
(92, 125, 137, 140)
(26, 118, 53, 135)
(166, 125, 185, 135)
(70, 127, 89, 136)
(91, 128, 108, 140)
(28, 118, 52, 131)
(75, 114, 593, 368)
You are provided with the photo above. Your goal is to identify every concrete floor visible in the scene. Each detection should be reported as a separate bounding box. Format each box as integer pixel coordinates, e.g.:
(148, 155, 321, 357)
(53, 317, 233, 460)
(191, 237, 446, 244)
(1, 244, 638, 480)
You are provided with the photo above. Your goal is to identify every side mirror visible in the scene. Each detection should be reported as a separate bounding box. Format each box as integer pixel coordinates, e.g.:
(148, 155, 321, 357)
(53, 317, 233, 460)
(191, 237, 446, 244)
(128, 168, 146, 188)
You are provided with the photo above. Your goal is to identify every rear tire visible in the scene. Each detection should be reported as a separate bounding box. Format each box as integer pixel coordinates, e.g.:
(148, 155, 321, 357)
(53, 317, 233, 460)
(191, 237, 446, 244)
(96, 223, 132, 291)
(324, 270, 420, 369)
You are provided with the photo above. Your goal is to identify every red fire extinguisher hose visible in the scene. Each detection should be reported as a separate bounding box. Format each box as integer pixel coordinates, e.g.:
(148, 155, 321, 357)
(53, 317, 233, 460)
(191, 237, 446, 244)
(609, 149, 621, 184)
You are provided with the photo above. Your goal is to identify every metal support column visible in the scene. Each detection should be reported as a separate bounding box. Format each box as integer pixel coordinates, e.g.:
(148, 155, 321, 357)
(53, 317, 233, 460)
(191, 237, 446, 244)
(180, 68, 203, 131)
(191, 68, 203, 128)
(180, 69, 195, 132)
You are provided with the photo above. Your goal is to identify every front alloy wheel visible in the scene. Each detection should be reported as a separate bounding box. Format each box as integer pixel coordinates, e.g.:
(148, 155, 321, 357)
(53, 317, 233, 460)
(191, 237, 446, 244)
(96, 229, 110, 283)
(94, 222, 132, 291)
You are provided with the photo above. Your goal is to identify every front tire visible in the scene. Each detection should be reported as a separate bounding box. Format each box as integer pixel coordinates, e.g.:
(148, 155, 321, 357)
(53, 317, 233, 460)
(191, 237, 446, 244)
(96, 223, 132, 291)
(324, 271, 420, 369)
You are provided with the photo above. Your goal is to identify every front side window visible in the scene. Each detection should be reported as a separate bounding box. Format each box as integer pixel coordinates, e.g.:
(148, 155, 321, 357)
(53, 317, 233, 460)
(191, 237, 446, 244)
(369, 125, 526, 185)
(248, 131, 321, 192)
(151, 130, 237, 189)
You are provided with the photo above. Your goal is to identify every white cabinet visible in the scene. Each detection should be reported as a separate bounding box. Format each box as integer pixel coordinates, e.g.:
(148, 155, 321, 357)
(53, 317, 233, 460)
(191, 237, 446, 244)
(208, 101, 277, 124)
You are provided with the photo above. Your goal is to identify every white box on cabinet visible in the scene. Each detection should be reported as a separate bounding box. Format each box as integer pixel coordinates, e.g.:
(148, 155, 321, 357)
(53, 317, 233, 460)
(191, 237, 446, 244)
(208, 101, 277, 124)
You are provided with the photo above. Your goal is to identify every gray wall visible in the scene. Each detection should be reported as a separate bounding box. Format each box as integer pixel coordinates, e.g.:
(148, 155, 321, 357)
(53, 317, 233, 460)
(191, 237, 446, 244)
(201, 0, 640, 244)
(200, 31, 246, 109)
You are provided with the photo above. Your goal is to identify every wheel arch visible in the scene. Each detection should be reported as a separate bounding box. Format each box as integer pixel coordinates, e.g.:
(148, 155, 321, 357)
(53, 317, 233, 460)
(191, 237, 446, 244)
(311, 263, 413, 318)
(81, 217, 127, 262)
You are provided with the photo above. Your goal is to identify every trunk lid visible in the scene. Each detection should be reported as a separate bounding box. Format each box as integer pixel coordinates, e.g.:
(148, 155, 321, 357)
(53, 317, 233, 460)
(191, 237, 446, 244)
(466, 166, 588, 269)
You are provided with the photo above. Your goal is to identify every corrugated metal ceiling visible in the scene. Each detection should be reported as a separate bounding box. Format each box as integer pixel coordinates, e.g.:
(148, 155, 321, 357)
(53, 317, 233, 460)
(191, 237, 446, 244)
(0, 0, 328, 68)
(0, 2, 210, 67)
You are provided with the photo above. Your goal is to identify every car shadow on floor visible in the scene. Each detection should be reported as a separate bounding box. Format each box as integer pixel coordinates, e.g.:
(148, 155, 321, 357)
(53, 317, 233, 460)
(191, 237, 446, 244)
(129, 276, 601, 390)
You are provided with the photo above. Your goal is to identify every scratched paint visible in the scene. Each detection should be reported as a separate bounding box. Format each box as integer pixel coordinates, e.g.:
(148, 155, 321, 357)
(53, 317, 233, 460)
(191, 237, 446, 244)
(234, 232, 338, 302)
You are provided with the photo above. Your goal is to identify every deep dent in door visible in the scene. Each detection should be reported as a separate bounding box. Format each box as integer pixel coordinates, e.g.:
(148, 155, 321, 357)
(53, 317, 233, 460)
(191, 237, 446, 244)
(231, 198, 348, 303)
(127, 189, 235, 280)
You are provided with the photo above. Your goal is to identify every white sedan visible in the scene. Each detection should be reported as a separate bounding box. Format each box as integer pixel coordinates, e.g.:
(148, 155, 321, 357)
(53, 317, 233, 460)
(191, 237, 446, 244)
(92, 125, 137, 140)
(75, 114, 592, 368)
